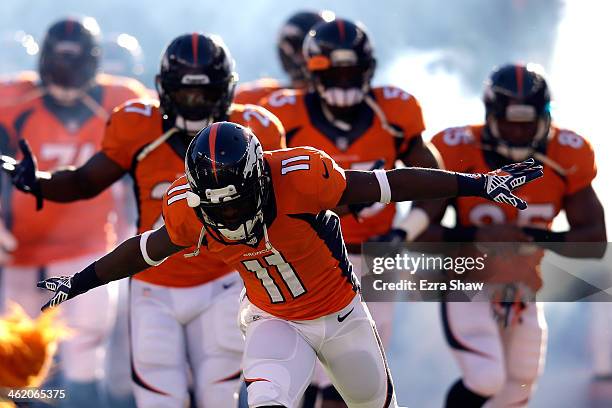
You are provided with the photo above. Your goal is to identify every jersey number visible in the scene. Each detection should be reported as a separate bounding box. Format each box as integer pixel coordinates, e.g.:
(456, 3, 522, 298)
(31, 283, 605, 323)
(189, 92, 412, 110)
(40, 143, 95, 167)
(469, 203, 556, 227)
(242, 249, 306, 303)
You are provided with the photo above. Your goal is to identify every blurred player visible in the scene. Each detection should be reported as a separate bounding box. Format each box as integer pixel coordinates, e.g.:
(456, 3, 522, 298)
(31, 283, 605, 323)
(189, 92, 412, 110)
(2, 33, 285, 407)
(0, 16, 149, 408)
(416, 63, 606, 407)
(234, 10, 334, 105)
(262, 17, 440, 406)
(34, 121, 543, 408)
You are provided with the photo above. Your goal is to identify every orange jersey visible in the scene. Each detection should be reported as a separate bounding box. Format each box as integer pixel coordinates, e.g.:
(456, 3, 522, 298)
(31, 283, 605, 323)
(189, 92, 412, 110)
(163, 147, 358, 320)
(262, 86, 425, 244)
(102, 100, 286, 287)
(234, 78, 283, 105)
(0, 73, 150, 266)
(432, 124, 597, 288)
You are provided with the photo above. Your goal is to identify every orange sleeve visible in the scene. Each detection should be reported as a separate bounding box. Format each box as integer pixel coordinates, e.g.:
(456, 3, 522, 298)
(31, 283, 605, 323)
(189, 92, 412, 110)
(101, 100, 157, 169)
(431, 127, 476, 172)
(272, 147, 347, 213)
(373, 86, 425, 152)
(234, 78, 282, 105)
(161, 177, 203, 247)
(550, 130, 597, 195)
(231, 104, 286, 150)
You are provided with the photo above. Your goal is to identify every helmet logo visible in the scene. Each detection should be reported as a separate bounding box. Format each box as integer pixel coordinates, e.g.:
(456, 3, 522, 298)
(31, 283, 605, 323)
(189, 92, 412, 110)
(181, 74, 210, 85)
(242, 139, 262, 179)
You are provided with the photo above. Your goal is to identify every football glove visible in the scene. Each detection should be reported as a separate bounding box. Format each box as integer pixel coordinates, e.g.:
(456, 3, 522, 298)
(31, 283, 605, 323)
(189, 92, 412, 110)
(1, 139, 46, 210)
(37, 276, 74, 310)
(482, 158, 543, 210)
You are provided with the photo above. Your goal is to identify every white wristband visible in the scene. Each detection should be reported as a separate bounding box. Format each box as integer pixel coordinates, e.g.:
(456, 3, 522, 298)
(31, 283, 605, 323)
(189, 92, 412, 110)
(395, 207, 430, 242)
(140, 230, 168, 266)
(374, 169, 391, 204)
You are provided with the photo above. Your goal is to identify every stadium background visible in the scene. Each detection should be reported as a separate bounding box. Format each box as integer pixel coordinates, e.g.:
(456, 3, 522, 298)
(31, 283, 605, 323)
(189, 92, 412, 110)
(1, 0, 610, 406)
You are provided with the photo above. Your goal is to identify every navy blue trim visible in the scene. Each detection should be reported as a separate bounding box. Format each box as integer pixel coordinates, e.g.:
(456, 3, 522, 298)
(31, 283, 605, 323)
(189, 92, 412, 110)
(285, 126, 302, 146)
(165, 131, 189, 160)
(288, 211, 359, 292)
(13, 108, 35, 139)
(42, 85, 104, 131)
(303, 92, 373, 150)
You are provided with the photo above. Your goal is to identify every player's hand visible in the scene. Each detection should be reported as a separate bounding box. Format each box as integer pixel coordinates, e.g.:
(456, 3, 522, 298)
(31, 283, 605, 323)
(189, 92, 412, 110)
(0, 220, 17, 264)
(482, 158, 543, 210)
(1, 139, 46, 210)
(37, 276, 75, 310)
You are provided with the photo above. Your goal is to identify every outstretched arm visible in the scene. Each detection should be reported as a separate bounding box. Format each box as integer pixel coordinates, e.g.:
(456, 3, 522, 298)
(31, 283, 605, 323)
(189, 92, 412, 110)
(1, 140, 125, 205)
(338, 159, 543, 210)
(37, 226, 185, 309)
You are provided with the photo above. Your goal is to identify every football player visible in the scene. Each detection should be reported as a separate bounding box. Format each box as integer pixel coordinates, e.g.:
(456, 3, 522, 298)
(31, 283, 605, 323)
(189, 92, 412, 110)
(233, 10, 334, 105)
(1, 33, 285, 407)
(0, 16, 149, 408)
(262, 18, 441, 406)
(34, 121, 542, 408)
(416, 63, 606, 407)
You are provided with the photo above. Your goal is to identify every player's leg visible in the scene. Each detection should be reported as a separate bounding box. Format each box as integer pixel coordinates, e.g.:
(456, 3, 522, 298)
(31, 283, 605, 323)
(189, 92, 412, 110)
(442, 301, 505, 408)
(316, 296, 397, 408)
(487, 302, 547, 407)
(129, 279, 189, 407)
(240, 298, 317, 408)
(186, 272, 243, 408)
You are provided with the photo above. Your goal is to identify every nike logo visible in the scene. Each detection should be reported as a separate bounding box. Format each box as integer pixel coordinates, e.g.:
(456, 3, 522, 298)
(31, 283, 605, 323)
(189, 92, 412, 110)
(337, 307, 354, 322)
(322, 160, 330, 179)
(222, 281, 237, 290)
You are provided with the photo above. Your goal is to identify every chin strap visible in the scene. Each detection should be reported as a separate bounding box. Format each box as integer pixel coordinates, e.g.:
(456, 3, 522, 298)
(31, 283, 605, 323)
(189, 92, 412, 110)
(183, 225, 206, 258)
(262, 223, 273, 251)
(136, 127, 179, 162)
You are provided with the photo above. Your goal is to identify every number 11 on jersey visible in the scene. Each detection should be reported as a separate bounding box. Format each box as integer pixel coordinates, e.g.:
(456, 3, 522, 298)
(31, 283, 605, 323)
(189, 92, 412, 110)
(242, 248, 306, 303)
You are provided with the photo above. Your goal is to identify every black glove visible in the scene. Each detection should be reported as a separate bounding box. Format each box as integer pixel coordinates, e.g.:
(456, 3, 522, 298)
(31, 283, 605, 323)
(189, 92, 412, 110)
(1, 139, 44, 210)
(349, 159, 386, 220)
(481, 159, 543, 210)
(37, 276, 74, 310)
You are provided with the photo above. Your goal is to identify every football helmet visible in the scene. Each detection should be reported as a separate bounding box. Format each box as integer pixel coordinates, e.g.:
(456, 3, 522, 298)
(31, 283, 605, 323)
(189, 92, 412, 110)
(156, 33, 237, 134)
(483, 63, 551, 161)
(184, 122, 269, 245)
(277, 10, 333, 85)
(303, 18, 376, 108)
(39, 17, 101, 99)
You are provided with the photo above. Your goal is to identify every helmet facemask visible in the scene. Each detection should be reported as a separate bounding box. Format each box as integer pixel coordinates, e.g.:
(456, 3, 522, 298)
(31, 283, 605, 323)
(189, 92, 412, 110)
(156, 75, 236, 135)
